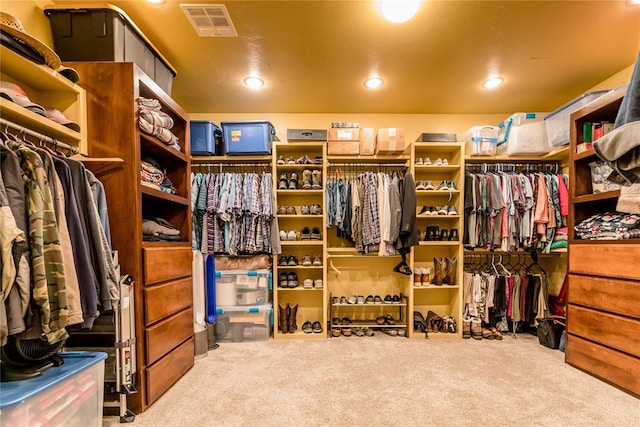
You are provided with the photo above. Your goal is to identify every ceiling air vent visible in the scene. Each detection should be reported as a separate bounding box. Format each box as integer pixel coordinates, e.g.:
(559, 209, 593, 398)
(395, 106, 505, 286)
(180, 4, 238, 37)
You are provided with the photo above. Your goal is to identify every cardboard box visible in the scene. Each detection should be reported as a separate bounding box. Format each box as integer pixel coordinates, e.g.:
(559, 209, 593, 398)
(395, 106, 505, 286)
(376, 128, 406, 154)
(329, 128, 360, 141)
(328, 141, 359, 155)
(359, 128, 376, 155)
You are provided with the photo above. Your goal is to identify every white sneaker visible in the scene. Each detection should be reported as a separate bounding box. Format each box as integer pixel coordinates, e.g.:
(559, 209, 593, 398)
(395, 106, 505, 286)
(303, 279, 314, 288)
(279, 230, 287, 241)
(313, 279, 323, 289)
(287, 230, 297, 240)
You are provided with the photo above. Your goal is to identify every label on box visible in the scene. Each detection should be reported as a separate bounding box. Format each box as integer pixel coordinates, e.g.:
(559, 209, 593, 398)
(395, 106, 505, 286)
(338, 129, 353, 139)
(231, 130, 241, 142)
(258, 277, 267, 289)
(236, 275, 258, 289)
(389, 128, 396, 137)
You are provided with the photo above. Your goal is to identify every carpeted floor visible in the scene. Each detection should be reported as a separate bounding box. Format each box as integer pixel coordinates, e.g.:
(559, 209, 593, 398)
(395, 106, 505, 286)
(103, 333, 640, 427)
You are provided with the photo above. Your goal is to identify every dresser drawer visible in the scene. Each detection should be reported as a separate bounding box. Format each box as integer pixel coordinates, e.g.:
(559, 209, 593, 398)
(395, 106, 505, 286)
(566, 334, 640, 397)
(569, 274, 640, 319)
(567, 305, 640, 357)
(143, 247, 192, 284)
(570, 244, 640, 280)
(146, 337, 194, 405)
(144, 277, 193, 325)
(145, 308, 193, 365)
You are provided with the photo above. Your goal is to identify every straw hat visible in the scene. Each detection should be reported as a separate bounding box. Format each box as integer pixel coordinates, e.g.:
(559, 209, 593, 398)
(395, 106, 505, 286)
(0, 12, 61, 69)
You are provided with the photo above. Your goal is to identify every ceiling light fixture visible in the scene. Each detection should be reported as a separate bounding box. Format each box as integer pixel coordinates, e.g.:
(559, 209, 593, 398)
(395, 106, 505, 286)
(482, 77, 504, 89)
(627, 0, 640, 5)
(377, 0, 421, 23)
(364, 77, 384, 89)
(244, 76, 264, 89)
(146, 0, 167, 4)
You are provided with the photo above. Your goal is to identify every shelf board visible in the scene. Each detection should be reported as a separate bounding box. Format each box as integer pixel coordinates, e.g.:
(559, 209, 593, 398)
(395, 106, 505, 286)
(464, 146, 570, 162)
(572, 190, 620, 204)
(331, 321, 407, 328)
(280, 241, 324, 246)
(1, 46, 81, 92)
(275, 265, 323, 269)
(413, 164, 460, 172)
(141, 241, 191, 248)
(191, 155, 272, 163)
(326, 155, 410, 162)
(332, 303, 407, 307)
(275, 142, 325, 151)
(276, 189, 323, 195)
(414, 284, 460, 290)
(277, 214, 323, 218)
(275, 164, 322, 170)
(417, 214, 460, 219)
(416, 189, 460, 195)
(463, 248, 567, 255)
(140, 133, 187, 162)
(75, 156, 124, 176)
(276, 287, 323, 291)
(418, 241, 460, 246)
(574, 149, 597, 162)
(141, 186, 190, 205)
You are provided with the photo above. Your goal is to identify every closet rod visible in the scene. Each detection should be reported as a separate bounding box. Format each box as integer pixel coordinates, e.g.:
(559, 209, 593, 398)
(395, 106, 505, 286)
(191, 163, 271, 167)
(328, 162, 407, 168)
(0, 117, 79, 154)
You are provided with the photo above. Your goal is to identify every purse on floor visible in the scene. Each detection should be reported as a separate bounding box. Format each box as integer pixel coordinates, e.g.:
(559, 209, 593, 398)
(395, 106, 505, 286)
(536, 316, 566, 349)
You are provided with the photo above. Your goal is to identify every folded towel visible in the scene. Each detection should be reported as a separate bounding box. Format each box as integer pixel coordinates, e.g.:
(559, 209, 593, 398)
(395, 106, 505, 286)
(142, 218, 180, 236)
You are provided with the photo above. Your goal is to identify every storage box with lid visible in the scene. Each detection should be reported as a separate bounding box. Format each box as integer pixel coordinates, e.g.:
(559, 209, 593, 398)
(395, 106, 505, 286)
(44, 5, 177, 95)
(221, 120, 275, 155)
(215, 304, 272, 342)
(0, 352, 107, 427)
(496, 112, 550, 155)
(462, 125, 499, 156)
(190, 120, 223, 155)
(215, 269, 271, 307)
(545, 90, 609, 147)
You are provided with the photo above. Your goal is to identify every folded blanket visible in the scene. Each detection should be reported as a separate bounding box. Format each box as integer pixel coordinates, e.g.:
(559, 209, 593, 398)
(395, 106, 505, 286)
(140, 160, 164, 185)
(139, 107, 174, 129)
(138, 115, 179, 145)
(137, 96, 162, 111)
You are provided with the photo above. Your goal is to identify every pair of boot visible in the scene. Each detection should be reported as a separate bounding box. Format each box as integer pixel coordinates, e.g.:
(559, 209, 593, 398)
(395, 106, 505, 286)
(432, 257, 456, 286)
(278, 303, 298, 334)
(302, 169, 322, 190)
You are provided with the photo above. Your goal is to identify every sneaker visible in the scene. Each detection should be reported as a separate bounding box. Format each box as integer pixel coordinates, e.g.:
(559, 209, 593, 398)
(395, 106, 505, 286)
(310, 227, 322, 240)
(278, 272, 288, 288)
(302, 321, 313, 334)
(277, 205, 287, 215)
(295, 155, 310, 164)
(311, 203, 323, 215)
(428, 206, 438, 215)
(385, 314, 396, 325)
(300, 227, 311, 240)
(374, 295, 383, 304)
(312, 255, 322, 266)
(353, 327, 365, 337)
(302, 169, 312, 190)
(424, 180, 435, 190)
(397, 328, 406, 337)
(287, 272, 299, 288)
(365, 295, 374, 304)
(278, 255, 288, 266)
(340, 296, 347, 304)
(363, 327, 374, 337)
(392, 295, 401, 303)
(286, 206, 297, 215)
(347, 295, 357, 304)
(277, 155, 285, 165)
(303, 279, 313, 288)
(415, 157, 424, 165)
(437, 206, 448, 215)
(448, 206, 458, 216)
(312, 321, 322, 333)
(314, 156, 323, 165)
(423, 157, 432, 165)
(437, 181, 449, 190)
(288, 172, 298, 190)
(286, 156, 295, 165)
(433, 158, 443, 166)
(441, 159, 449, 165)
(418, 206, 430, 216)
(415, 181, 426, 190)
(301, 255, 312, 266)
(357, 295, 365, 304)
(279, 230, 287, 241)
(287, 255, 299, 266)
(448, 181, 457, 190)
(278, 174, 288, 190)
(287, 230, 298, 241)
(301, 204, 310, 215)
(313, 279, 323, 289)
(384, 295, 393, 304)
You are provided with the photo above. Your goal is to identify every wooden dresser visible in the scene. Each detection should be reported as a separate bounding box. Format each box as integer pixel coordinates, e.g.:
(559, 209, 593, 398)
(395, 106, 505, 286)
(567, 86, 640, 398)
(69, 62, 194, 413)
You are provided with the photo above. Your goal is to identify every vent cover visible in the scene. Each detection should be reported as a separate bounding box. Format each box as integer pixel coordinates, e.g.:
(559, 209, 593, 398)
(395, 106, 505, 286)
(180, 4, 238, 37)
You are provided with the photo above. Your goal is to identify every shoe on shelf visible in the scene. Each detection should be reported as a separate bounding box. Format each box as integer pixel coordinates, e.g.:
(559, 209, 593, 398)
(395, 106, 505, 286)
(303, 279, 313, 288)
(310, 227, 322, 240)
(312, 255, 322, 266)
(278, 255, 288, 266)
(353, 327, 365, 337)
(302, 255, 312, 266)
(392, 295, 401, 304)
(310, 204, 323, 215)
(415, 181, 426, 190)
(423, 157, 432, 165)
(448, 229, 459, 241)
(279, 230, 287, 241)
(286, 156, 295, 165)
(462, 317, 471, 339)
(363, 327, 374, 337)
(340, 296, 347, 304)
(311, 170, 322, 189)
(433, 158, 443, 166)
(471, 319, 482, 340)
(415, 157, 424, 165)
(421, 267, 431, 285)
(313, 279, 323, 288)
(286, 206, 297, 215)
(397, 328, 406, 337)
(287, 272, 299, 288)
(347, 295, 357, 304)
(342, 327, 352, 337)
(365, 295, 374, 304)
(277, 155, 285, 165)
(288, 172, 298, 190)
(278, 174, 288, 190)
(439, 229, 449, 241)
(441, 159, 449, 165)
(302, 321, 313, 334)
(448, 206, 458, 216)
(357, 295, 365, 304)
(376, 315, 386, 325)
(384, 295, 393, 304)
(300, 227, 311, 240)
(302, 169, 312, 190)
(374, 295, 383, 304)
(428, 206, 438, 215)
(448, 181, 457, 190)
(287, 230, 298, 241)
(287, 255, 299, 266)
(437, 206, 448, 215)
(331, 327, 341, 337)
(424, 180, 435, 190)
(418, 206, 430, 216)
(278, 272, 288, 288)
(314, 156, 323, 165)
(312, 321, 322, 333)
(437, 181, 449, 191)
(414, 267, 423, 286)
(300, 204, 309, 215)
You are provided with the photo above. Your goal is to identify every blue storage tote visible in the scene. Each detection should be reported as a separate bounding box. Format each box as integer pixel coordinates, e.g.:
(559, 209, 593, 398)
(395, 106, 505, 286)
(0, 351, 107, 427)
(222, 120, 275, 155)
(190, 120, 223, 155)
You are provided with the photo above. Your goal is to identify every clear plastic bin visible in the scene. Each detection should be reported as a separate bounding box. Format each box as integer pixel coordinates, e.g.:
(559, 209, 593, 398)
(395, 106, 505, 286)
(545, 91, 608, 147)
(462, 125, 499, 156)
(215, 269, 271, 307)
(215, 304, 272, 342)
(496, 112, 550, 155)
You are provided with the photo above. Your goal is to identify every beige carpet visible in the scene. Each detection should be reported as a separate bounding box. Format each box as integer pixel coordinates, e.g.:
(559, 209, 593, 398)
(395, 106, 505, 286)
(103, 334, 639, 427)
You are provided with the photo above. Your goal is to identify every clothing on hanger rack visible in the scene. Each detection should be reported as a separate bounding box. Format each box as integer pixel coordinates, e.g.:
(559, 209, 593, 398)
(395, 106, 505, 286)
(0, 117, 79, 155)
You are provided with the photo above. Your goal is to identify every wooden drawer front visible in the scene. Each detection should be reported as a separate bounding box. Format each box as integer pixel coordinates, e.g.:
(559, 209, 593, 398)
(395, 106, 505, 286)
(568, 305, 640, 357)
(569, 274, 640, 319)
(143, 247, 192, 284)
(566, 334, 640, 397)
(570, 244, 640, 280)
(146, 337, 194, 405)
(144, 277, 193, 325)
(145, 308, 193, 365)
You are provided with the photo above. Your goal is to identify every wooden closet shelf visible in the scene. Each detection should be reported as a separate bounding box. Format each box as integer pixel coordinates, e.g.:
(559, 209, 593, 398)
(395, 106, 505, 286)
(572, 190, 621, 204)
(76, 156, 125, 176)
(191, 155, 272, 163)
(141, 186, 190, 205)
(574, 149, 597, 162)
(140, 133, 188, 163)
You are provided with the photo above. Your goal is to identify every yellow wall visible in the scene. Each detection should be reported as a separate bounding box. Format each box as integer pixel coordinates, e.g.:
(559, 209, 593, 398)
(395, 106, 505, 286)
(2, 1, 53, 46)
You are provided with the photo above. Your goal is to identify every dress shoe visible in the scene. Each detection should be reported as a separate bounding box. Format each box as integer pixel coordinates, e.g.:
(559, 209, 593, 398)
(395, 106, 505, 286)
(448, 228, 459, 241)
(439, 229, 449, 241)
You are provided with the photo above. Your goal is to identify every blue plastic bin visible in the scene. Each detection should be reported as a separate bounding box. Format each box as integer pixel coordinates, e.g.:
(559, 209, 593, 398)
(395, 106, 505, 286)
(222, 120, 275, 155)
(190, 120, 223, 155)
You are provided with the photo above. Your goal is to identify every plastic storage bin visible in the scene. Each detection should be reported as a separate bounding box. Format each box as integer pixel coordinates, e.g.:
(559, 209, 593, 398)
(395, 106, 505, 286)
(221, 120, 275, 155)
(496, 112, 550, 155)
(44, 5, 176, 95)
(0, 352, 107, 427)
(215, 304, 272, 342)
(190, 120, 223, 155)
(215, 269, 271, 307)
(462, 125, 499, 156)
(545, 90, 609, 147)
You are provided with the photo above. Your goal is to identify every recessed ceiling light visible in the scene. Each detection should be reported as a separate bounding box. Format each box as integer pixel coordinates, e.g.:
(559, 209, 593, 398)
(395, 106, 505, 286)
(627, 0, 640, 5)
(482, 77, 504, 89)
(146, 0, 166, 4)
(377, 0, 421, 23)
(364, 77, 384, 89)
(244, 77, 264, 89)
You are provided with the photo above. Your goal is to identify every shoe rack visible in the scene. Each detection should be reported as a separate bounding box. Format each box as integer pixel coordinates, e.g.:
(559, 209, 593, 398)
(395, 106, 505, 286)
(410, 142, 465, 339)
(273, 141, 327, 339)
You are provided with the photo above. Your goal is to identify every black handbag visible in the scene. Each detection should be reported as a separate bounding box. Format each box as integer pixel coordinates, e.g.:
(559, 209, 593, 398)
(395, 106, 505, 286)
(536, 316, 566, 349)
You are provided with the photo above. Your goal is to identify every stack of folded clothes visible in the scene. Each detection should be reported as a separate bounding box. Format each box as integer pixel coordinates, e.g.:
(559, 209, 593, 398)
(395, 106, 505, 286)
(142, 217, 182, 241)
(549, 227, 568, 250)
(574, 212, 640, 240)
(140, 156, 177, 194)
(137, 97, 181, 151)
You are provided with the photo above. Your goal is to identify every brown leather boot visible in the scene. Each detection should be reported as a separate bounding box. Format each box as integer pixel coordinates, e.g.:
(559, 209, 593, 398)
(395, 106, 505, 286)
(432, 257, 444, 285)
(278, 304, 289, 334)
(444, 257, 457, 286)
(288, 304, 298, 333)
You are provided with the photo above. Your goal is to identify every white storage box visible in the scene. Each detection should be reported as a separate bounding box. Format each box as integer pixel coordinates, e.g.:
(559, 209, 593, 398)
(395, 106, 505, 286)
(496, 112, 550, 155)
(545, 90, 609, 147)
(215, 269, 271, 307)
(0, 352, 107, 427)
(215, 304, 272, 342)
(462, 125, 499, 156)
